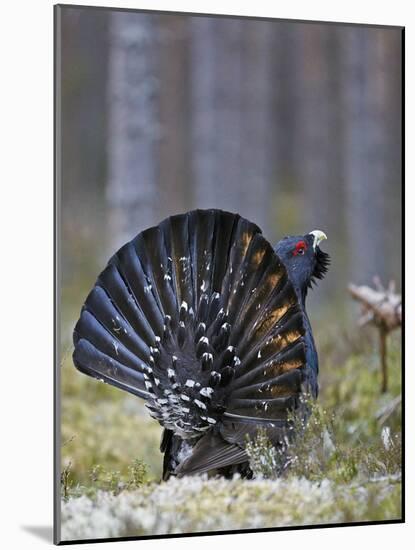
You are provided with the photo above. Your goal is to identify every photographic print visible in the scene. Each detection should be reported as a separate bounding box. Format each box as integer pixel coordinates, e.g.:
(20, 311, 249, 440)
(54, 4, 403, 544)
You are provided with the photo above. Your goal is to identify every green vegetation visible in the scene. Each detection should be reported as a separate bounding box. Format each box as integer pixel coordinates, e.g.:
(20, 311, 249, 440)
(61, 459, 149, 501)
(61, 348, 163, 484)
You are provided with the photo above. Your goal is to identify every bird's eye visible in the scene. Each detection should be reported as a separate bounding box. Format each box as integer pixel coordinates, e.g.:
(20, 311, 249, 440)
(293, 240, 308, 256)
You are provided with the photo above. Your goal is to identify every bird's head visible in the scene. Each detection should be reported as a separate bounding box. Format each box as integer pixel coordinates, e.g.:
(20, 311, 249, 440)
(275, 230, 330, 301)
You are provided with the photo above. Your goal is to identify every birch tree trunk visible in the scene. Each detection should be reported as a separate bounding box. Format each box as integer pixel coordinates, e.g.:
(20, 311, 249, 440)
(106, 12, 160, 252)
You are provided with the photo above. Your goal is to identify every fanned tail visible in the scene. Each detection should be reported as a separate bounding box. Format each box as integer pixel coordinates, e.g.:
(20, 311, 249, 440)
(73, 209, 308, 476)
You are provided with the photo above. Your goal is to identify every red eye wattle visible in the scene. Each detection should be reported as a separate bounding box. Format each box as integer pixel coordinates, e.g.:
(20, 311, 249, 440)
(293, 240, 307, 256)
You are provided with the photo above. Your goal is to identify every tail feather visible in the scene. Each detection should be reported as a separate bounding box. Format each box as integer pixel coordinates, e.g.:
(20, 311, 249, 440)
(161, 214, 194, 312)
(135, 228, 180, 321)
(218, 217, 261, 309)
(230, 339, 306, 393)
(230, 368, 303, 399)
(237, 277, 299, 358)
(72, 209, 309, 475)
(225, 234, 274, 330)
(83, 286, 150, 363)
(210, 211, 239, 294)
(175, 431, 248, 476)
(232, 306, 305, 378)
(97, 263, 156, 347)
(74, 309, 148, 373)
(112, 242, 165, 335)
(187, 209, 217, 309)
(74, 339, 149, 399)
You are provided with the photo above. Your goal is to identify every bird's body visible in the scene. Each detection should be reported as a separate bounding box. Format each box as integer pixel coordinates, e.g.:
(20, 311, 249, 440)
(73, 209, 329, 479)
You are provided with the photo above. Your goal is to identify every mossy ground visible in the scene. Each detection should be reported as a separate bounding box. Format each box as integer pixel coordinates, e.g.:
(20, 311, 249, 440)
(60, 308, 402, 541)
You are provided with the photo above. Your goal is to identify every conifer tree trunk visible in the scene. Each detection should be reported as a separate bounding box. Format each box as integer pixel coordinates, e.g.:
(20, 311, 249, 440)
(190, 17, 243, 211)
(341, 27, 401, 284)
(106, 12, 160, 252)
(240, 20, 275, 234)
(190, 17, 274, 231)
(293, 24, 344, 294)
(157, 15, 191, 219)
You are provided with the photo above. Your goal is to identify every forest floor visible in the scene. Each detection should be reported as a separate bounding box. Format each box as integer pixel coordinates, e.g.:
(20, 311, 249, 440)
(60, 318, 402, 542)
(61, 474, 400, 540)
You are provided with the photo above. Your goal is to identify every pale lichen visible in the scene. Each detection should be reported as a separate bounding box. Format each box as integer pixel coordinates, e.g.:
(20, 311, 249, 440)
(61, 475, 401, 541)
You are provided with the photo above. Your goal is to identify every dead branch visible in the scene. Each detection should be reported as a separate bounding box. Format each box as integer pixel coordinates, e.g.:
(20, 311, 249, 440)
(348, 282, 401, 331)
(348, 278, 401, 393)
(376, 395, 402, 425)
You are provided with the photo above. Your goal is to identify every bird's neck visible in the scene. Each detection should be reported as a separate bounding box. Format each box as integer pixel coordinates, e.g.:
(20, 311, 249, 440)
(295, 284, 308, 307)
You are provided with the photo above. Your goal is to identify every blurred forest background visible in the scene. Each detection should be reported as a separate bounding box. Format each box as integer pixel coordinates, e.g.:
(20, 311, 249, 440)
(57, 7, 402, 531)
(59, 7, 402, 324)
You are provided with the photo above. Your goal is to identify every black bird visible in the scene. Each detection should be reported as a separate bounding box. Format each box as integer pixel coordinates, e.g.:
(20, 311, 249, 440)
(73, 209, 329, 479)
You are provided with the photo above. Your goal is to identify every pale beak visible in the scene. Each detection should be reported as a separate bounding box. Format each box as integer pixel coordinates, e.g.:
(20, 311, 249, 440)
(309, 230, 327, 250)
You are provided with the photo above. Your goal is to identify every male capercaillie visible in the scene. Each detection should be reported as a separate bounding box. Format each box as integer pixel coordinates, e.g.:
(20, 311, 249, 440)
(73, 209, 329, 479)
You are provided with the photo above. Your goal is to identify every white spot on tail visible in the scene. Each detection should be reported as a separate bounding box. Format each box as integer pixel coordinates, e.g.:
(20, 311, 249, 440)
(200, 387, 214, 397)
